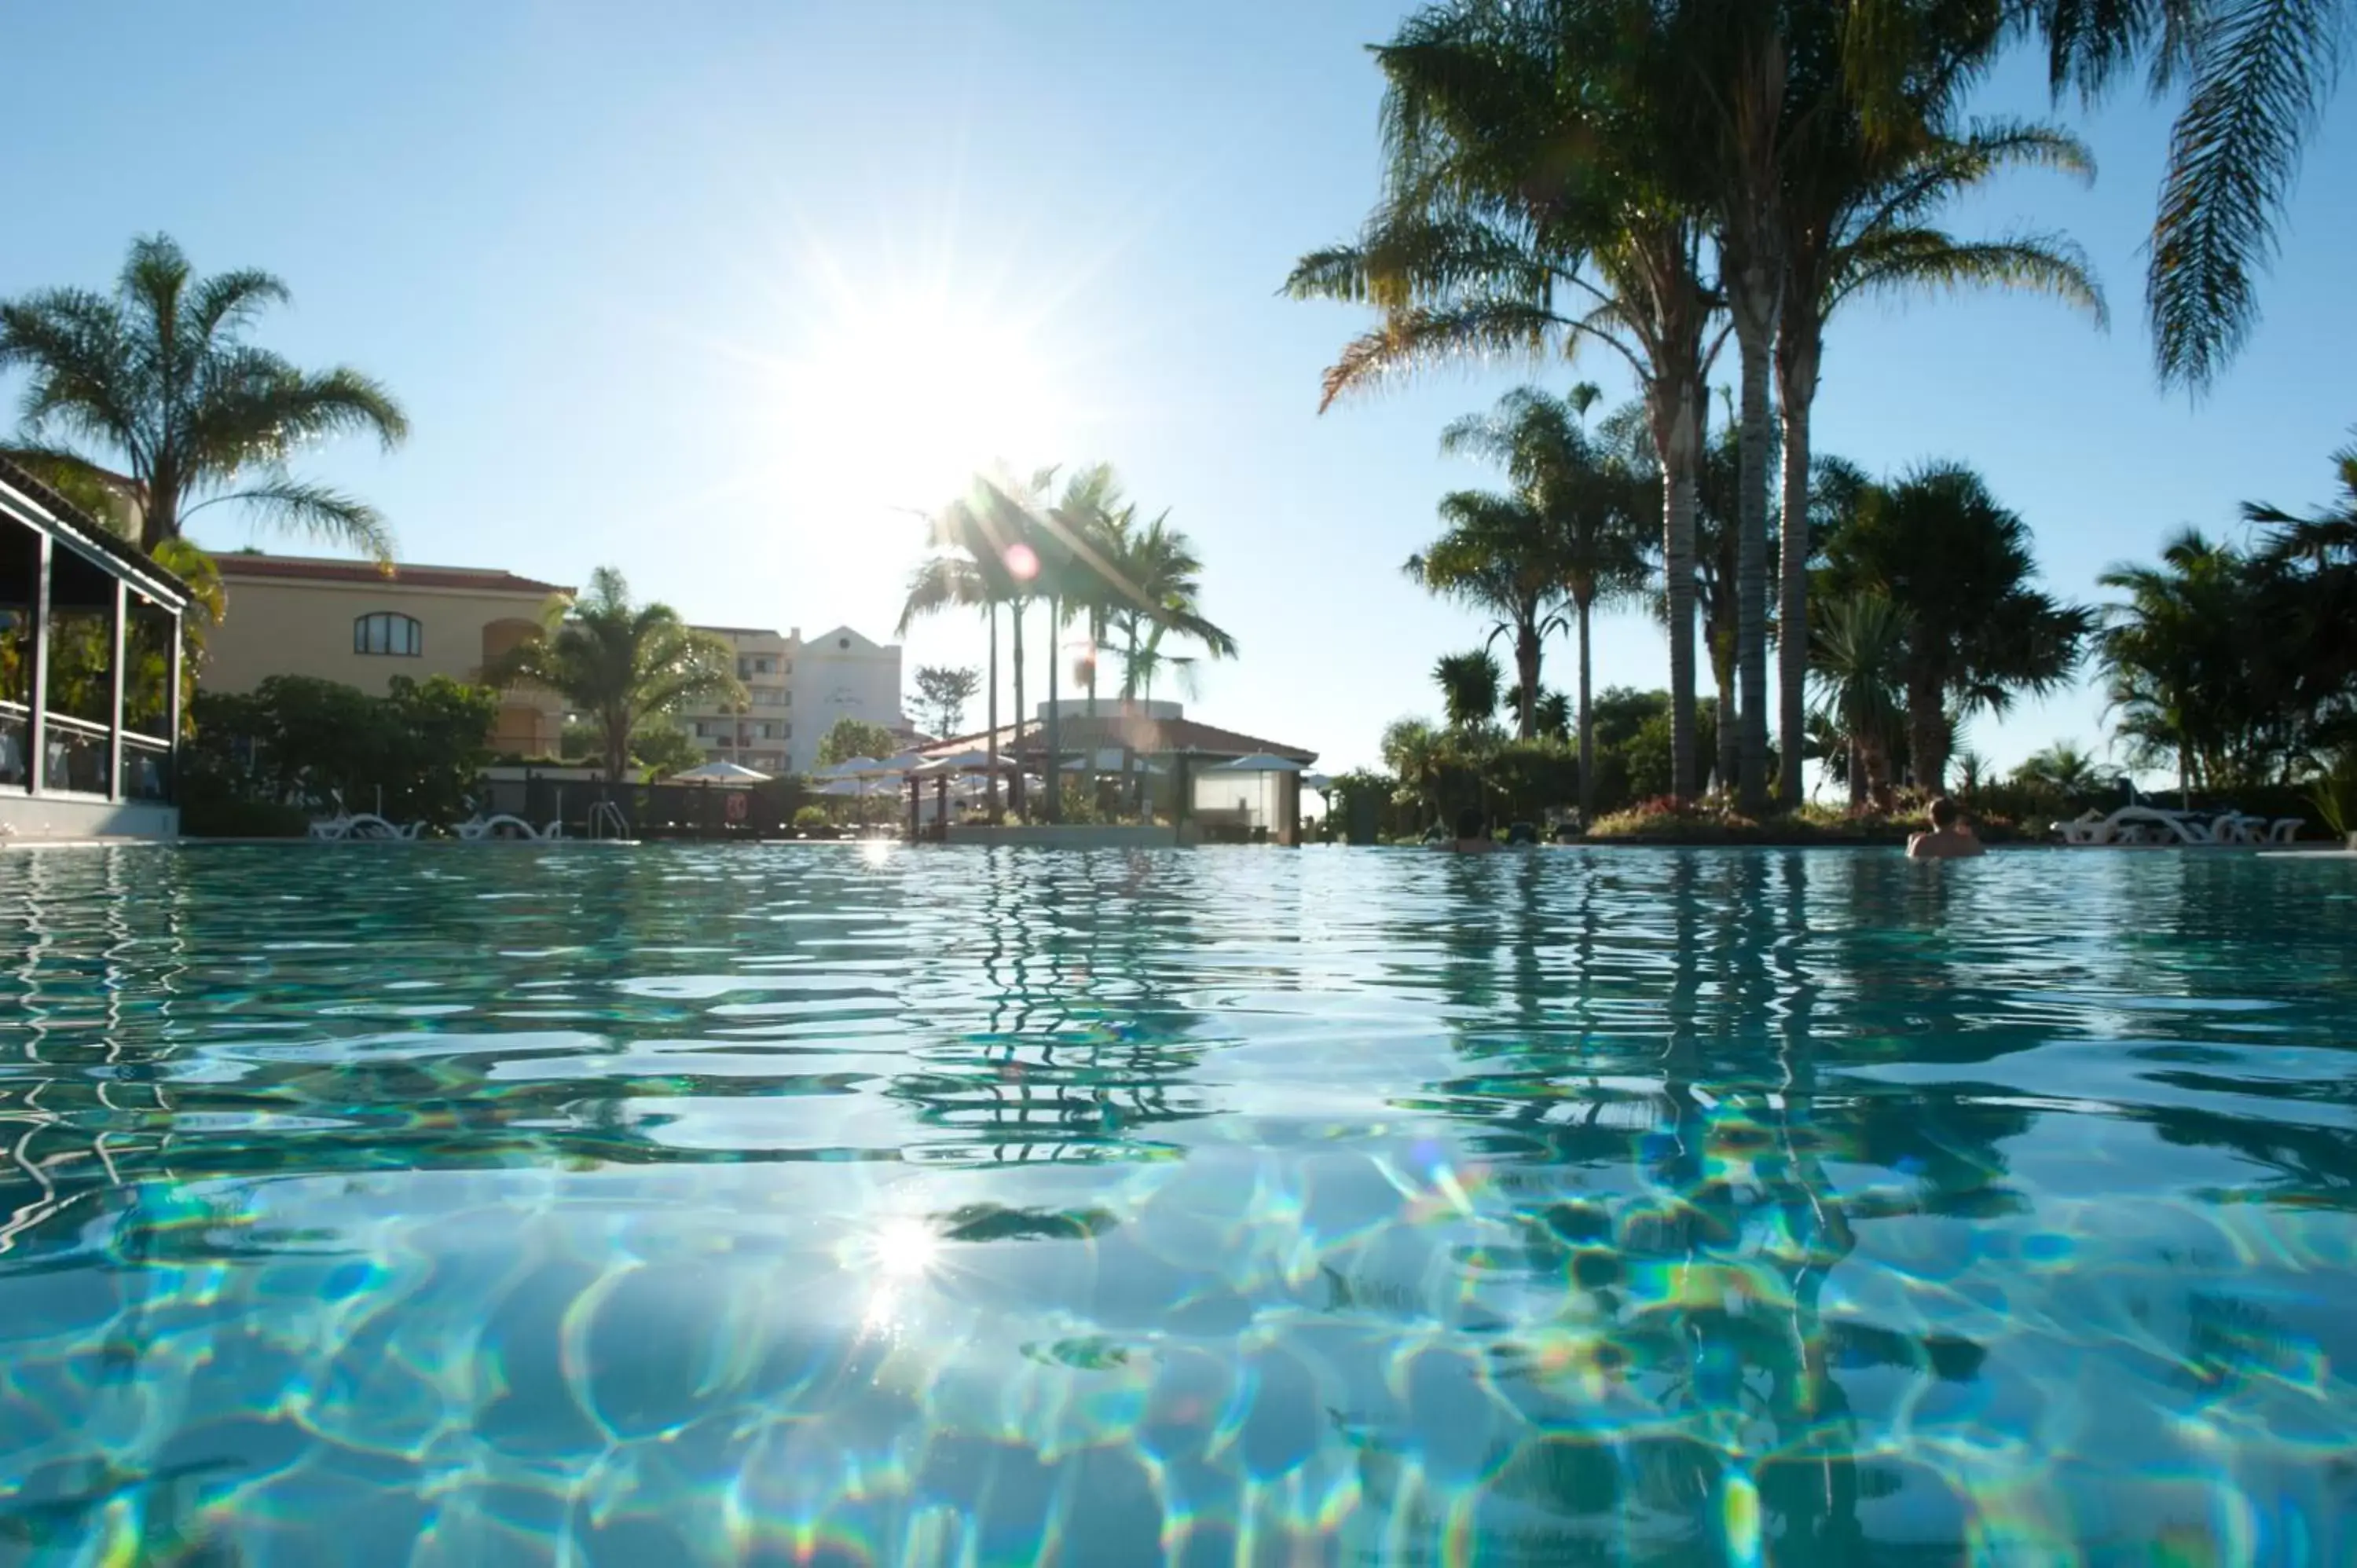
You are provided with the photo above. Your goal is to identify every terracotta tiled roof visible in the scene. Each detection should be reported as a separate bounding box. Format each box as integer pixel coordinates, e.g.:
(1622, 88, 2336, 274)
(214, 553, 571, 596)
(924, 713, 1315, 765)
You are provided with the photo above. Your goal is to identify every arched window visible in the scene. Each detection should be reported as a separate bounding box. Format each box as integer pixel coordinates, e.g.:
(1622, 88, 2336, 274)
(354, 612, 422, 656)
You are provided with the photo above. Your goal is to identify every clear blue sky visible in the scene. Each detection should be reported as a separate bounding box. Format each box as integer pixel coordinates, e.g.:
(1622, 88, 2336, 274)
(4, 2, 2352, 782)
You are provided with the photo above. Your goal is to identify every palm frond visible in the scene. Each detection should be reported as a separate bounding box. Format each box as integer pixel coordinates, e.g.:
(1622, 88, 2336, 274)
(2147, 0, 2348, 389)
(186, 477, 395, 563)
(1836, 229, 2110, 325)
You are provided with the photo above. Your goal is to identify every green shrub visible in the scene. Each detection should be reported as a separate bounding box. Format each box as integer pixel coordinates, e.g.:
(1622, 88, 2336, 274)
(792, 804, 830, 830)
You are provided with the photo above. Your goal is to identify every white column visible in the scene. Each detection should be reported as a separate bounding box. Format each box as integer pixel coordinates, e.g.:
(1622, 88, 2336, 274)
(26, 532, 50, 795)
(107, 579, 126, 801)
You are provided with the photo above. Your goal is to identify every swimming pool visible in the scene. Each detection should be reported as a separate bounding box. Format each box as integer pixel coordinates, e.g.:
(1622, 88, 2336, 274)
(2, 843, 2352, 1564)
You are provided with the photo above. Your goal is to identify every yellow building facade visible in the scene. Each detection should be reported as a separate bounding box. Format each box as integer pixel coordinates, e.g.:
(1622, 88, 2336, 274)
(202, 555, 571, 755)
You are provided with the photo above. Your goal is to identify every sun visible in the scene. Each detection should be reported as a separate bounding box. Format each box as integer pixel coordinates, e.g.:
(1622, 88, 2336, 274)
(772, 288, 1071, 521)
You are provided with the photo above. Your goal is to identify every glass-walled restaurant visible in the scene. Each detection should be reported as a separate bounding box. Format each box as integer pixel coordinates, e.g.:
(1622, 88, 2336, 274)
(1, 458, 190, 841)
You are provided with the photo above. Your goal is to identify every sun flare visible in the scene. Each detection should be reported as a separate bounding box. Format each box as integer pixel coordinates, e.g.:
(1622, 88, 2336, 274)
(773, 288, 1071, 520)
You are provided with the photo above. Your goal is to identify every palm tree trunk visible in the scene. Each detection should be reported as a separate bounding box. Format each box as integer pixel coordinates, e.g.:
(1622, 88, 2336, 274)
(1576, 597, 1596, 822)
(1083, 609, 1101, 815)
(1714, 638, 1739, 798)
(1732, 284, 1776, 817)
(1121, 622, 1142, 815)
(1515, 621, 1541, 740)
(1906, 665, 1946, 794)
(1654, 377, 1704, 807)
(1044, 594, 1061, 823)
(1010, 598, 1028, 816)
(1848, 736, 1866, 811)
(985, 602, 1002, 817)
(1775, 321, 1820, 813)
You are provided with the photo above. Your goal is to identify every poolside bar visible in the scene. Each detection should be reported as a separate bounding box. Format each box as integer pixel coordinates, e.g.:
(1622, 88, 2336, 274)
(0, 457, 192, 842)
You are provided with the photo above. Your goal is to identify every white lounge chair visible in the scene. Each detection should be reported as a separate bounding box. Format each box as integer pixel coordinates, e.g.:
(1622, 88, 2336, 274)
(454, 812, 557, 841)
(2051, 805, 2214, 846)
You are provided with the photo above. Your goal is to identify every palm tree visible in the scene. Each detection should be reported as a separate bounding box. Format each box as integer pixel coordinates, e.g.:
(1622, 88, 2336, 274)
(2097, 529, 2260, 801)
(1288, 0, 1721, 804)
(2012, 740, 2117, 798)
(1406, 493, 1567, 741)
(0, 233, 409, 558)
(1819, 462, 2091, 793)
(1809, 590, 1910, 808)
(1434, 649, 1503, 731)
(1775, 93, 2105, 808)
(1381, 717, 1449, 828)
(1436, 384, 1649, 800)
(1848, 0, 2348, 391)
(487, 567, 743, 782)
(926, 466, 1057, 815)
(1090, 503, 1237, 811)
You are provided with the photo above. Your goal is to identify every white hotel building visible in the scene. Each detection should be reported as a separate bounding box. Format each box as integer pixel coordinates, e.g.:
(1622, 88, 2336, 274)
(680, 623, 914, 777)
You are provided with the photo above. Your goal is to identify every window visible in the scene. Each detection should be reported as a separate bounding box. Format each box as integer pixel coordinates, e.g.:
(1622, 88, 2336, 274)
(751, 689, 787, 707)
(354, 613, 422, 656)
(740, 654, 776, 678)
(837, 636, 850, 650)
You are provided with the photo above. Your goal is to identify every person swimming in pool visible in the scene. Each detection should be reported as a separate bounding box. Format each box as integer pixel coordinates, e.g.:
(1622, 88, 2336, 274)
(1440, 806, 1500, 854)
(1908, 795, 1985, 860)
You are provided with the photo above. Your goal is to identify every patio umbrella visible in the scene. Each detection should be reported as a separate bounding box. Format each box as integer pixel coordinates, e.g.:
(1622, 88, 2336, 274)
(1301, 772, 1334, 793)
(1208, 753, 1307, 773)
(668, 760, 772, 784)
(918, 748, 1016, 775)
(811, 757, 876, 780)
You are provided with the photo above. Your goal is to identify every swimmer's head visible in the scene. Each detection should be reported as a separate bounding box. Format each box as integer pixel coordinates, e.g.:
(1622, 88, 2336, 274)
(1928, 795, 1961, 830)
(1455, 807, 1487, 841)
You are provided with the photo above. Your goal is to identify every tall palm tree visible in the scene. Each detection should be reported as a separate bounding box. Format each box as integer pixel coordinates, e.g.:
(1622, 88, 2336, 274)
(1288, 0, 1722, 804)
(487, 567, 743, 782)
(1809, 590, 1910, 808)
(0, 233, 409, 558)
(1848, 0, 2349, 391)
(1775, 95, 2105, 808)
(1436, 383, 1649, 801)
(1819, 461, 2091, 792)
(942, 465, 1058, 815)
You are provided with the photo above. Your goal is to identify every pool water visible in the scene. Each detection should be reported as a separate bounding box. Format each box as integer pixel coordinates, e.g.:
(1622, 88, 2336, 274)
(2, 844, 2353, 1566)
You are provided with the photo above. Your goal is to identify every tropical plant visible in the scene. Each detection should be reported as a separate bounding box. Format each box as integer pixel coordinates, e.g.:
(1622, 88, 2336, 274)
(1817, 461, 2091, 792)
(1435, 383, 1650, 809)
(627, 716, 706, 781)
(2012, 741, 2119, 797)
(486, 567, 742, 782)
(1097, 507, 1237, 705)
(1381, 717, 1450, 826)
(0, 233, 409, 557)
(181, 673, 496, 829)
(1433, 649, 1504, 731)
(1533, 688, 1572, 741)
(902, 475, 1025, 815)
(1809, 590, 1911, 808)
(1288, 0, 1721, 804)
(1406, 493, 1568, 740)
(816, 716, 900, 768)
(911, 664, 981, 738)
